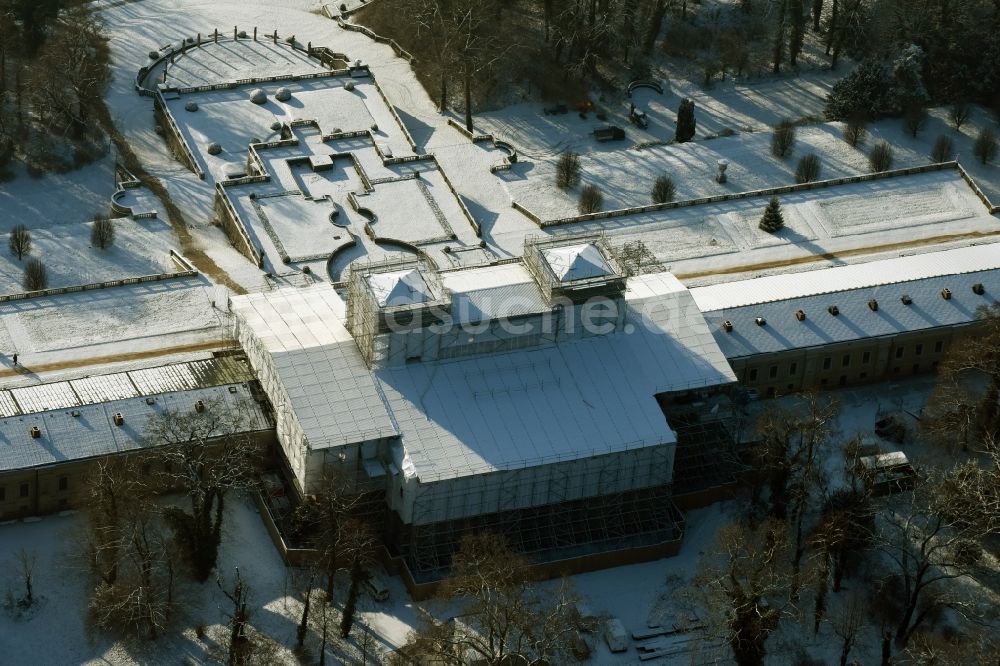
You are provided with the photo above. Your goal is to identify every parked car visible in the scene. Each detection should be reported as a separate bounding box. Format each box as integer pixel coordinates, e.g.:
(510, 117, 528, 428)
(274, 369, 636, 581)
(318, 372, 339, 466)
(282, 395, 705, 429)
(593, 125, 626, 142)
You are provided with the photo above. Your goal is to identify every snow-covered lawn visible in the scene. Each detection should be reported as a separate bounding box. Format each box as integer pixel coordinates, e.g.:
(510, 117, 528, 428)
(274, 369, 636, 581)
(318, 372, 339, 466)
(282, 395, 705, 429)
(0, 279, 229, 377)
(0, 218, 178, 295)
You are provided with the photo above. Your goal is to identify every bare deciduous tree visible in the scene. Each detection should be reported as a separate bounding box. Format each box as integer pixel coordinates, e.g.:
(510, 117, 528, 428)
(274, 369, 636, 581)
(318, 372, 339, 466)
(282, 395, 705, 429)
(578, 183, 603, 214)
(339, 520, 378, 639)
(148, 399, 261, 581)
(691, 520, 797, 666)
(400, 532, 579, 665)
(14, 548, 36, 608)
(91, 215, 114, 250)
(829, 591, 864, 666)
(9, 224, 30, 260)
(27, 6, 110, 139)
(872, 466, 999, 649)
(948, 101, 970, 129)
(651, 174, 676, 204)
(83, 457, 173, 639)
(23, 257, 46, 291)
(292, 474, 370, 604)
(771, 118, 796, 158)
(555, 151, 580, 189)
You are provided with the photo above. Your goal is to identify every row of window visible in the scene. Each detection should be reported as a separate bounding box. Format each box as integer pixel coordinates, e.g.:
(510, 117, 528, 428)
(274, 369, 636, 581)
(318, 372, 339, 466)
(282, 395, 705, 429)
(747, 340, 947, 382)
(0, 476, 69, 502)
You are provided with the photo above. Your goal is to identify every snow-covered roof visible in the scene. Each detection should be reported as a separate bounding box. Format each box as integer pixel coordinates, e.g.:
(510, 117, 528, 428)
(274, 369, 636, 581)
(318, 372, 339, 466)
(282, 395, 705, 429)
(543, 243, 613, 282)
(377, 271, 734, 482)
(440, 262, 548, 323)
(367, 269, 434, 307)
(230, 285, 398, 449)
(0, 383, 270, 473)
(0, 356, 253, 416)
(690, 244, 1000, 312)
(231, 266, 735, 480)
(698, 248, 1000, 359)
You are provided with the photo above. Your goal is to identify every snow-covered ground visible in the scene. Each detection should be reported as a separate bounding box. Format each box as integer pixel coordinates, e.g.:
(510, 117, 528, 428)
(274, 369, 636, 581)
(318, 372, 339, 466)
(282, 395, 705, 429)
(0, 496, 415, 665)
(0, 0, 997, 661)
(0, 218, 178, 294)
(0, 278, 230, 381)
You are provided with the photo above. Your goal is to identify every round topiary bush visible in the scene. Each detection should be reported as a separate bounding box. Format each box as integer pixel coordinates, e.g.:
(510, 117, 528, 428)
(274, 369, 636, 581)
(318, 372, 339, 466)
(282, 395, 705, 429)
(275, 87, 292, 102)
(344, 81, 355, 92)
(184, 102, 198, 112)
(238, 30, 248, 39)
(370, 123, 378, 132)
(249, 89, 266, 104)
(148, 50, 160, 60)
(207, 143, 222, 156)
(270, 121, 282, 131)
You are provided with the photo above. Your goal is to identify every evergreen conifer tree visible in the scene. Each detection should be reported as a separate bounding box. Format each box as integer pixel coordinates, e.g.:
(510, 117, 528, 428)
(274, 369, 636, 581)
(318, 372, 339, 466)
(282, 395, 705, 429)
(759, 196, 785, 233)
(675, 98, 696, 143)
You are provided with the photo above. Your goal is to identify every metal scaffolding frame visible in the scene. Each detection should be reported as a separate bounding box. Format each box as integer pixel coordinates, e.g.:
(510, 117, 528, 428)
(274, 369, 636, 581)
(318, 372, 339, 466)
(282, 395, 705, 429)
(669, 415, 742, 496)
(398, 442, 677, 582)
(344, 256, 451, 368)
(400, 484, 683, 584)
(522, 233, 627, 305)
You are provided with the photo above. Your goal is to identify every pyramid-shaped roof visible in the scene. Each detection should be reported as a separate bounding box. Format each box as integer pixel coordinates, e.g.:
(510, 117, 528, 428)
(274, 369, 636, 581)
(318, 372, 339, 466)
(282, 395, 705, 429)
(367, 269, 434, 307)
(542, 243, 613, 282)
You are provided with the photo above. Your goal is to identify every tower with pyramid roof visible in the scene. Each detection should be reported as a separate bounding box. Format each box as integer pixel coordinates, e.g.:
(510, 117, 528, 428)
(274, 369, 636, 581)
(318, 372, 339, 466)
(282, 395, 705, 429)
(346, 258, 451, 368)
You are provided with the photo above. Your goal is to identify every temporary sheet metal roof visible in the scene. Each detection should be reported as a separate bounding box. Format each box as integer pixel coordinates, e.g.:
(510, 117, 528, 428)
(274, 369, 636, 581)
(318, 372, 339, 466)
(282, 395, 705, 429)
(232, 269, 735, 477)
(377, 271, 734, 481)
(441, 262, 548, 324)
(690, 244, 1000, 312)
(543, 243, 612, 282)
(367, 269, 434, 307)
(230, 286, 398, 448)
